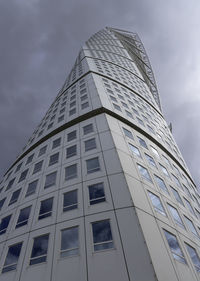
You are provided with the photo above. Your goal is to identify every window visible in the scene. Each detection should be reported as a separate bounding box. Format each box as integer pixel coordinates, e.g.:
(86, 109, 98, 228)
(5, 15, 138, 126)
(113, 103, 121, 111)
(33, 161, 43, 174)
(83, 124, 93, 135)
(26, 180, 38, 197)
(0, 215, 11, 235)
(129, 143, 141, 158)
(66, 145, 77, 158)
(151, 146, 160, 158)
(30, 234, 49, 265)
(67, 130, 76, 142)
(9, 189, 21, 205)
(86, 157, 100, 174)
(167, 204, 185, 229)
(44, 171, 57, 189)
(38, 198, 53, 220)
(137, 164, 152, 182)
(172, 174, 182, 189)
(163, 230, 186, 263)
(69, 108, 76, 116)
(65, 164, 77, 180)
(26, 154, 34, 165)
(47, 123, 53, 130)
(170, 186, 184, 205)
(38, 145, 47, 157)
(52, 137, 61, 149)
(185, 243, 200, 272)
(0, 197, 6, 211)
(88, 182, 105, 205)
(85, 138, 96, 152)
(49, 152, 59, 166)
(184, 198, 196, 216)
(148, 191, 166, 216)
(159, 164, 170, 177)
(80, 94, 87, 102)
(137, 137, 148, 149)
(184, 216, 199, 236)
(58, 115, 64, 123)
(2, 242, 22, 273)
(15, 162, 22, 173)
(6, 178, 15, 190)
(16, 206, 31, 228)
(92, 220, 114, 251)
(81, 102, 89, 109)
(63, 190, 78, 212)
(145, 153, 157, 168)
(61, 227, 79, 258)
(154, 175, 168, 194)
(18, 169, 28, 182)
(123, 127, 133, 139)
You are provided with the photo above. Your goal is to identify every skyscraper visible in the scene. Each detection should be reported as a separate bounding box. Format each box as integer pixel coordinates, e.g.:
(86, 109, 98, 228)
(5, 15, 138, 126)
(0, 27, 199, 281)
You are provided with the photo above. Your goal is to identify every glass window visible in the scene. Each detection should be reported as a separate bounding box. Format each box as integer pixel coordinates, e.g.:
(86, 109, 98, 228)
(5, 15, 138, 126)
(85, 138, 96, 152)
(6, 178, 15, 190)
(113, 103, 121, 111)
(33, 161, 43, 174)
(148, 191, 166, 216)
(69, 108, 76, 116)
(65, 164, 77, 180)
(26, 154, 34, 165)
(0, 215, 11, 235)
(18, 169, 28, 182)
(58, 115, 64, 122)
(172, 174, 182, 189)
(137, 137, 148, 149)
(92, 220, 114, 251)
(16, 206, 31, 228)
(83, 124, 93, 135)
(159, 164, 170, 177)
(49, 152, 59, 166)
(86, 157, 100, 174)
(26, 180, 38, 197)
(137, 164, 152, 182)
(44, 171, 57, 189)
(185, 243, 200, 272)
(145, 153, 157, 168)
(88, 183, 105, 205)
(2, 242, 22, 273)
(184, 216, 199, 236)
(123, 128, 133, 139)
(9, 189, 21, 205)
(81, 102, 89, 109)
(63, 190, 78, 212)
(154, 175, 168, 194)
(0, 197, 6, 211)
(151, 146, 160, 158)
(52, 137, 61, 149)
(184, 198, 196, 216)
(67, 130, 76, 142)
(61, 227, 79, 258)
(129, 143, 141, 158)
(38, 145, 47, 157)
(163, 230, 186, 263)
(167, 204, 185, 229)
(30, 234, 49, 265)
(171, 186, 184, 205)
(38, 198, 53, 220)
(15, 163, 22, 173)
(66, 145, 77, 158)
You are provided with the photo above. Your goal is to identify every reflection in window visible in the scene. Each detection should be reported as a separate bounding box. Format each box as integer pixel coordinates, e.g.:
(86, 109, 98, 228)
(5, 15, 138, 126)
(185, 243, 200, 272)
(44, 171, 57, 189)
(89, 183, 105, 205)
(92, 220, 114, 251)
(164, 230, 186, 263)
(0, 215, 11, 235)
(123, 128, 133, 139)
(145, 154, 157, 168)
(16, 206, 31, 228)
(184, 216, 199, 236)
(137, 137, 148, 149)
(61, 227, 79, 258)
(159, 164, 170, 177)
(154, 175, 168, 194)
(170, 186, 184, 206)
(63, 190, 78, 212)
(167, 204, 185, 229)
(148, 191, 166, 216)
(38, 198, 53, 220)
(137, 164, 152, 182)
(151, 146, 160, 158)
(30, 234, 49, 265)
(86, 157, 100, 174)
(184, 198, 196, 217)
(172, 174, 182, 189)
(129, 143, 141, 158)
(2, 242, 22, 273)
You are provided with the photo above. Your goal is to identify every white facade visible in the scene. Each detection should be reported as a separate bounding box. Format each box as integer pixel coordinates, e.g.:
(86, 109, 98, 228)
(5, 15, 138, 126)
(0, 27, 200, 281)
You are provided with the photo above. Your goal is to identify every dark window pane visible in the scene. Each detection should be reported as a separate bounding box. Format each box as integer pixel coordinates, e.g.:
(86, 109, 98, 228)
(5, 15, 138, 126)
(92, 220, 113, 251)
(49, 152, 59, 166)
(186, 243, 200, 272)
(9, 189, 21, 205)
(2, 242, 22, 273)
(123, 128, 133, 139)
(26, 180, 38, 197)
(16, 206, 31, 228)
(18, 169, 28, 182)
(33, 161, 43, 174)
(44, 172, 57, 188)
(67, 131, 76, 142)
(30, 234, 49, 265)
(137, 137, 148, 149)
(89, 183, 105, 205)
(83, 124, 93, 135)
(66, 145, 77, 158)
(148, 191, 166, 216)
(6, 178, 15, 191)
(85, 138, 96, 151)
(65, 164, 77, 180)
(86, 157, 100, 174)
(61, 227, 79, 258)
(0, 197, 6, 210)
(164, 230, 186, 263)
(38, 198, 53, 220)
(0, 215, 11, 235)
(52, 137, 61, 149)
(26, 154, 34, 165)
(63, 190, 78, 212)
(38, 145, 47, 157)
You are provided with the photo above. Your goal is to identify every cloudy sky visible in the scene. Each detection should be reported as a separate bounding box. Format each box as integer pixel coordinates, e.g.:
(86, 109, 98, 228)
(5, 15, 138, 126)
(0, 0, 200, 186)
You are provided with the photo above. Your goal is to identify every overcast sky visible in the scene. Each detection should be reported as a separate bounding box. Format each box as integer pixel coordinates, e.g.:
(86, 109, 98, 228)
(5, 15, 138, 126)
(0, 0, 200, 186)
